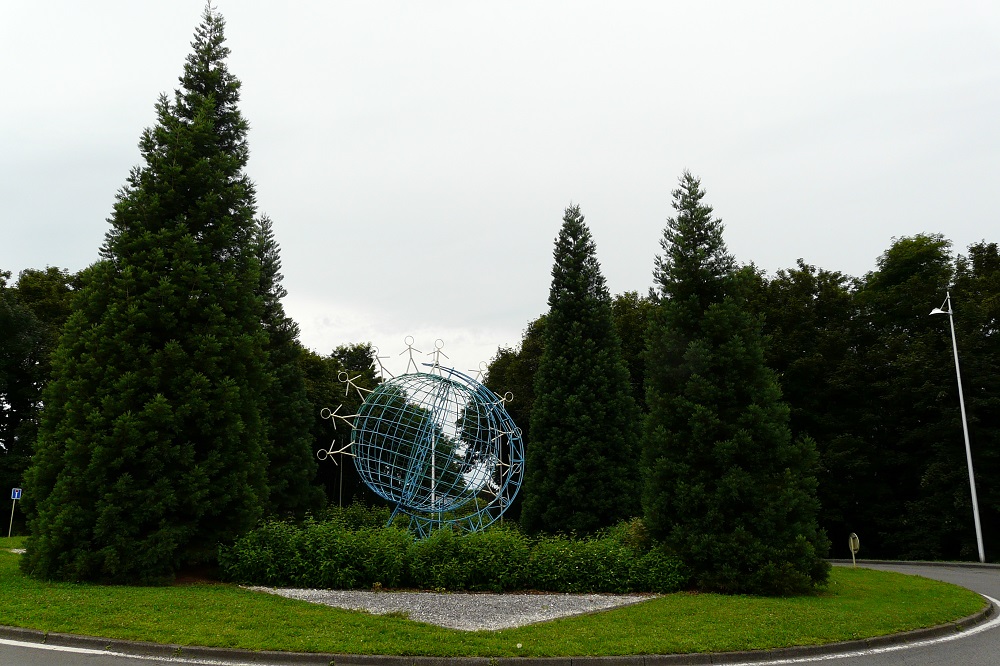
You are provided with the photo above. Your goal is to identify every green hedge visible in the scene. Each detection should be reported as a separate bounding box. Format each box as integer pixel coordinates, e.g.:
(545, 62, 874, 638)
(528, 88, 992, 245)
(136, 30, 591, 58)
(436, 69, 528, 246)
(219, 512, 688, 593)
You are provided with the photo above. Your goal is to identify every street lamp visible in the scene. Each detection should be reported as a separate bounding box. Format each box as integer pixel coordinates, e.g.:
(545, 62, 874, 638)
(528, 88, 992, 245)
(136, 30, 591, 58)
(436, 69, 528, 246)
(930, 291, 985, 563)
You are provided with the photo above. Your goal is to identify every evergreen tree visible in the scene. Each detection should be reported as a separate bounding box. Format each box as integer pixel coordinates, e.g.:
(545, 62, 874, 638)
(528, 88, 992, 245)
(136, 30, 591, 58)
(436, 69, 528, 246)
(521, 205, 640, 535)
(643, 172, 828, 594)
(22, 7, 270, 582)
(255, 216, 325, 516)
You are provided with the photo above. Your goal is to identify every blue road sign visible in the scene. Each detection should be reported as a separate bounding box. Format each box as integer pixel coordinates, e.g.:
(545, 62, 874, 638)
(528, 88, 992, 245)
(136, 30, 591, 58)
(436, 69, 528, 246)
(11, 488, 21, 500)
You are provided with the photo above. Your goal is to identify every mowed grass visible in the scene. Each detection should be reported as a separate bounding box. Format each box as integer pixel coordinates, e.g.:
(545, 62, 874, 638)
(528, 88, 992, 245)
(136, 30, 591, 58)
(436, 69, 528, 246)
(0, 543, 986, 658)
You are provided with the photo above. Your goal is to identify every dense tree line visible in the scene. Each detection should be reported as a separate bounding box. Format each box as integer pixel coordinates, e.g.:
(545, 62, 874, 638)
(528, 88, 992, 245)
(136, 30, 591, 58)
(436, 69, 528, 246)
(755, 236, 1000, 561)
(0, 268, 77, 509)
(488, 215, 999, 569)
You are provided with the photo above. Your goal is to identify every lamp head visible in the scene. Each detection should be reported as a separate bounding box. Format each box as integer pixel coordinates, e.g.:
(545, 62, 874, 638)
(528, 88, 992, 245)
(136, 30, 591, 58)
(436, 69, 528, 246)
(929, 307, 948, 316)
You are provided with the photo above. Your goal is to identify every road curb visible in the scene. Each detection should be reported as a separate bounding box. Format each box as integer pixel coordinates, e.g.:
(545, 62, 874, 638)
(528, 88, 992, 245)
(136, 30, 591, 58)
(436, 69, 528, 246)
(829, 558, 1000, 571)
(0, 598, 995, 666)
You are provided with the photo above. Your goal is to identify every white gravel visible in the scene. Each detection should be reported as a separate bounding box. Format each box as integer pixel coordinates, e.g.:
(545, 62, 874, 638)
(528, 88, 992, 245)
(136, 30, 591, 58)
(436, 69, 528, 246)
(246, 587, 656, 631)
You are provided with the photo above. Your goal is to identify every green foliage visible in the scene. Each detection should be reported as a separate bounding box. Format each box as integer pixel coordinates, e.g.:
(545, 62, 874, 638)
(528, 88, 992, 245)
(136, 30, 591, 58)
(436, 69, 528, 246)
(408, 525, 532, 592)
(0, 279, 44, 494)
(319, 501, 392, 529)
(522, 205, 641, 536)
(643, 172, 829, 595)
(611, 291, 655, 411)
(651, 171, 735, 313)
(485, 315, 545, 447)
(219, 513, 687, 594)
(219, 517, 412, 589)
(255, 216, 325, 517)
(845, 234, 957, 558)
(526, 533, 685, 593)
(748, 235, 1000, 563)
(951, 242, 1000, 558)
(300, 344, 381, 506)
(750, 260, 861, 548)
(21, 7, 271, 583)
(10, 267, 77, 341)
(0, 267, 77, 498)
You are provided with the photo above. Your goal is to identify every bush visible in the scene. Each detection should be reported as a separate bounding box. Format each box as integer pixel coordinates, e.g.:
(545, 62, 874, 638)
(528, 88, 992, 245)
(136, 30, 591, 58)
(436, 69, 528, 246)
(319, 502, 392, 530)
(525, 531, 687, 593)
(220, 513, 688, 594)
(219, 517, 411, 588)
(459, 525, 531, 592)
(408, 525, 531, 592)
(631, 546, 690, 592)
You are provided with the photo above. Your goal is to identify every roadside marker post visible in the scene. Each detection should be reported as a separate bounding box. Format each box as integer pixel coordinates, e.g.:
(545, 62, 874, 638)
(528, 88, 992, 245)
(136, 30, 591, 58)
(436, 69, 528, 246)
(9, 488, 21, 538)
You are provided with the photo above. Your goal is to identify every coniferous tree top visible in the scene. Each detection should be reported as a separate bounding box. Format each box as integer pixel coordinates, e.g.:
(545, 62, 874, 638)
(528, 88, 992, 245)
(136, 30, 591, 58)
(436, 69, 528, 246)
(652, 171, 735, 311)
(102, 5, 254, 265)
(549, 204, 609, 305)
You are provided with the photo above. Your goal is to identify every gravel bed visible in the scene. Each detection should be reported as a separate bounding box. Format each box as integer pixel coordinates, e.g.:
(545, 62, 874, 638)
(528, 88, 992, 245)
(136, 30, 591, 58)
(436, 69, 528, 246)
(246, 587, 656, 631)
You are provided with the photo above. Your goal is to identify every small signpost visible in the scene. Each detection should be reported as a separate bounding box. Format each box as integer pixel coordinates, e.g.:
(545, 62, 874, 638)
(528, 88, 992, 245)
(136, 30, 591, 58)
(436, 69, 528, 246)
(848, 532, 860, 567)
(9, 488, 21, 538)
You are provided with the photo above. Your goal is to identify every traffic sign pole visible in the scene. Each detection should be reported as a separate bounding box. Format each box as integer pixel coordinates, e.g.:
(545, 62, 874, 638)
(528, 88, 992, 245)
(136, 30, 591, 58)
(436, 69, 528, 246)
(8, 488, 21, 539)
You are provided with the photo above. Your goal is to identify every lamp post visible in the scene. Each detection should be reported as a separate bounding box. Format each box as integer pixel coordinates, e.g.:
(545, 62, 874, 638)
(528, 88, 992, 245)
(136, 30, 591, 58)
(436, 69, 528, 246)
(930, 291, 985, 563)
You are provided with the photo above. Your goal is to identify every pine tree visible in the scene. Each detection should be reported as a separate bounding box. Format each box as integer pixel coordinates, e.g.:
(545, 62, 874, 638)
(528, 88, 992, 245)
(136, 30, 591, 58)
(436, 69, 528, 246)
(256, 216, 325, 516)
(643, 172, 829, 594)
(521, 205, 640, 535)
(22, 7, 271, 582)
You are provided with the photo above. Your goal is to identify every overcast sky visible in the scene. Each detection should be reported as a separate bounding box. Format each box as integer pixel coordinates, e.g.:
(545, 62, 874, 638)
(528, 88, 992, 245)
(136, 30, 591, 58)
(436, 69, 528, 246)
(3, 2, 998, 376)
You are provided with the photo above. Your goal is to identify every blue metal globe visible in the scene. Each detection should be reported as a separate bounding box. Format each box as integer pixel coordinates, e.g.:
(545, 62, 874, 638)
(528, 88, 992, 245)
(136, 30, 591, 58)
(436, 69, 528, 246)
(352, 367, 523, 536)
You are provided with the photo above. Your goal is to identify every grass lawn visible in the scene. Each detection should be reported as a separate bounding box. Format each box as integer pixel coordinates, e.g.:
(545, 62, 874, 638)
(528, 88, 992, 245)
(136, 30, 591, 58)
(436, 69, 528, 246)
(0, 538, 986, 658)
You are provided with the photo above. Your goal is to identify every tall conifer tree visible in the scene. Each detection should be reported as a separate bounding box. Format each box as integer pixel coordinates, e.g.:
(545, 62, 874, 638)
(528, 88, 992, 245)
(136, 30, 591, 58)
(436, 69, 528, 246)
(643, 172, 828, 594)
(22, 7, 273, 582)
(521, 205, 640, 535)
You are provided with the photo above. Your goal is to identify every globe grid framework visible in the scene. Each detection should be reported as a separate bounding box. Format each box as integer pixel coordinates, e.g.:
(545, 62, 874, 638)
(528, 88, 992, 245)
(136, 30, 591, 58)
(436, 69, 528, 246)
(322, 355, 524, 538)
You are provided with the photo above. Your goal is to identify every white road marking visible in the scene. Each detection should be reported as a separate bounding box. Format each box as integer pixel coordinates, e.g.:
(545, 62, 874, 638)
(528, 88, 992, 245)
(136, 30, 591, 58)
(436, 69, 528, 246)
(723, 594, 1000, 665)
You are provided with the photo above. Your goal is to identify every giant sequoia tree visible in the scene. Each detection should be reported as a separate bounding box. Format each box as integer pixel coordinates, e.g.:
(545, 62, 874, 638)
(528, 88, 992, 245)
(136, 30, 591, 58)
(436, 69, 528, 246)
(521, 205, 640, 535)
(643, 172, 828, 594)
(22, 8, 278, 582)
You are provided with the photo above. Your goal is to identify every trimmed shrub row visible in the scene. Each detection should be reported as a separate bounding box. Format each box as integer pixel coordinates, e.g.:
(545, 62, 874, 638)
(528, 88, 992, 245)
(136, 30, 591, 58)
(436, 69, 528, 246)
(219, 516, 688, 593)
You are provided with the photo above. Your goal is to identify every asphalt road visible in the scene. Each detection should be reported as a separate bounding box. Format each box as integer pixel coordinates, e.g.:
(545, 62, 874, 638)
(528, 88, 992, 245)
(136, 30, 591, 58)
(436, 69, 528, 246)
(1, 562, 998, 665)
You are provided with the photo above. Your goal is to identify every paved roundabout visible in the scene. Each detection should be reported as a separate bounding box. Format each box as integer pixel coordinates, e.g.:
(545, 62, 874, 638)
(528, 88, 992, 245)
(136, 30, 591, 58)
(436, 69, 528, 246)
(1, 562, 998, 665)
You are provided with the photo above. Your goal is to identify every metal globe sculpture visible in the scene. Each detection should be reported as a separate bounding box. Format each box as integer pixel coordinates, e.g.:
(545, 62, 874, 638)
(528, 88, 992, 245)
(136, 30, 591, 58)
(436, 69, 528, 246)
(319, 340, 523, 537)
